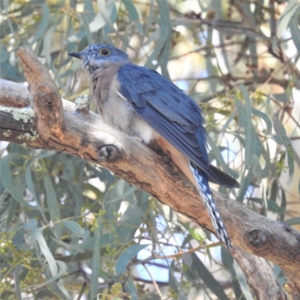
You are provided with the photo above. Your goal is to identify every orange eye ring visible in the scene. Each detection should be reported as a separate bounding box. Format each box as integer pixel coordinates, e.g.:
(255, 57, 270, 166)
(99, 48, 110, 56)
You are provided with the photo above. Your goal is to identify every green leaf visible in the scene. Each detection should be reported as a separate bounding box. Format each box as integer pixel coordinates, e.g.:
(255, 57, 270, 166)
(59, 158, 75, 181)
(178, 292, 188, 300)
(239, 85, 254, 170)
(14, 265, 22, 300)
(252, 154, 262, 179)
(270, 179, 278, 203)
(145, 0, 170, 75)
(116, 244, 148, 274)
(277, 0, 299, 38)
(143, 0, 155, 41)
(272, 116, 294, 180)
(248, 198, 285, 214)
(278, 277, 286, 285)
(289, 7, 300, 53)
(61, 220, 85, 236)
(87, 164, 115, 190)
(273, 265, 282, 278)
(206, 57, 217, 93)
(168, 263, 179, 293)
(252, 108, 272, 135)
(24, 219, 38, 231)
(116, 205, 144, 242)
(80, 0, 113, 38)
(25, 162, 48, 222)
(104, 179, 126, 221)
(90, 220, 102, 299)
(280, 188, 287, 221)
(29, 260, 68, 290)
(284, 217, 300, 226)
(187, 227, 204, 243)
(0, 154, 33, 209)
(68, 184, 84, 216)
(123, 0, 143, 35)
(43, 172, 61, 222)
(273, 93, 289, 103)
(221, 109, 237, 131)
(190, 253, 230, 300)
(124, 277, 138, 300)
(43, 25, 64, 91)
(260, 142, 271, 178)
(221, 248, 245, 300)
(35, 227, 57, 276)
(30, 4, 50, 45)
(37, 150, 56, 159)
(53, 236, 95, 251)
(233, 259, 253, 300)
(80, 13, 92, 45)
(237, 170, 253, 202)
(6, 197, 18, 229)
(34, 227, 71, 299)
(97, 0, 123, 41)
(206, 134, 238, 178)
(34, 290, 55, 300)
(43, 25, 56, 66)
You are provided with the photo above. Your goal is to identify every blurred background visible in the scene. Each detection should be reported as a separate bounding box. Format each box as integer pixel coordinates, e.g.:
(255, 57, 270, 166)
(0, 0, 300, 299)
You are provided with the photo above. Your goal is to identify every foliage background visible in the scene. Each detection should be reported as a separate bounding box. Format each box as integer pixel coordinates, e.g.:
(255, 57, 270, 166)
(1, 0, 300, 299)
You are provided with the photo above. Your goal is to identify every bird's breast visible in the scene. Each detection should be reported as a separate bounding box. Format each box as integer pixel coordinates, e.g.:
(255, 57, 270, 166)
(91, 70, 157, 144)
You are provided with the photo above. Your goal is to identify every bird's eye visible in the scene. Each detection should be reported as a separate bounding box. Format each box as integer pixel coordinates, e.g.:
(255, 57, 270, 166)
(99, 48, 110, 56)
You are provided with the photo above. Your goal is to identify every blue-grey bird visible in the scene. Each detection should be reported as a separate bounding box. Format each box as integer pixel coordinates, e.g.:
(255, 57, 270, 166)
(69, 44, 239, 249)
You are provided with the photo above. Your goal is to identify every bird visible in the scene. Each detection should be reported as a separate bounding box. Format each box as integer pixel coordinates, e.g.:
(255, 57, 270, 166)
(69, 44, 239, 250)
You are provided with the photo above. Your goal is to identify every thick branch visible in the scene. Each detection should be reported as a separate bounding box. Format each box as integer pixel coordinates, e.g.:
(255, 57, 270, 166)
(17, 46, 64, 140)
(0, 79, 30, 108)
(0, 46, 297, 299)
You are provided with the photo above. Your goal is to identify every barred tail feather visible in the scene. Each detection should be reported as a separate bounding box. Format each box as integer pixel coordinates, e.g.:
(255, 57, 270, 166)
(189, 161, 232, 250)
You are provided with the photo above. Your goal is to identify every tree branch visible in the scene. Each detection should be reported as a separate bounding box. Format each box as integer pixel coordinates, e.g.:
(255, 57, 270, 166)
(0, 45, 297, 299)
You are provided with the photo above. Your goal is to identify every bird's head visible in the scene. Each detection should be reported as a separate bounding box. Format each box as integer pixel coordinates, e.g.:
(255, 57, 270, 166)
(68, 44, 129, 73)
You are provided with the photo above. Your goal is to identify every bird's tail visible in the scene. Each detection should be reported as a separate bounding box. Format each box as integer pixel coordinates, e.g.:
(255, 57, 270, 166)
(189, 161, 232, 250)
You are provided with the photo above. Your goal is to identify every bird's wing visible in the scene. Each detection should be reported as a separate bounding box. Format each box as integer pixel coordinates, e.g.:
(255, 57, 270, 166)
(117, 63, 211, 173)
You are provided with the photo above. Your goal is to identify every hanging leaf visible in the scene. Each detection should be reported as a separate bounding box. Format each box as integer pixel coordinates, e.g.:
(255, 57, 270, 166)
(116, 244, 148, 275)
(277, 0, 299, 38)
(90, 221, 102, 299)
(0, 154, 34, 209)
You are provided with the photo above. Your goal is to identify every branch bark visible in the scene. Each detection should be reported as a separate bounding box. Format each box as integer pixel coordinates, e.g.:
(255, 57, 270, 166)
(1, 46, 298, 299)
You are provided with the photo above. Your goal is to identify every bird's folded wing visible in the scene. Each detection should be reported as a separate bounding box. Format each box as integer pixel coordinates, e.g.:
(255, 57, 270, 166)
(117, 64, 210, 172)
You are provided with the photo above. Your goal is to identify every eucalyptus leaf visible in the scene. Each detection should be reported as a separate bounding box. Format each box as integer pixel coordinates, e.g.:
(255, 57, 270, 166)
(289, 7, 300, 53)
(123, 0, 143, 35)
(190, 253, 230, 300)
(277, 0, 299, 38)
(61, 220, 85, 236)
(116, 244, 148, 274)
(124, 277, 138, 300)
(43, 172, 60, 222)
(90, 221, 102, 299)
(233, 259, 253, 300)
(239, 85, 254, 170)
(34, 228, 71, 298)
(272, 116, 294, 180)
(284, 217, 300, 226)
(29, 4, 50, 45)
(0, 154, 34, 209)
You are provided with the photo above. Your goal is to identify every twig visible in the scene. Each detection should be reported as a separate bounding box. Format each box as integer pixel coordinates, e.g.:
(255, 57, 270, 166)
(142, 263, 163, 299)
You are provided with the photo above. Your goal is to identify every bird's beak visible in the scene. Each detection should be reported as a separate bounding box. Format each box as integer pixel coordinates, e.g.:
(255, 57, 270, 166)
(68, 52, 83, 59)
